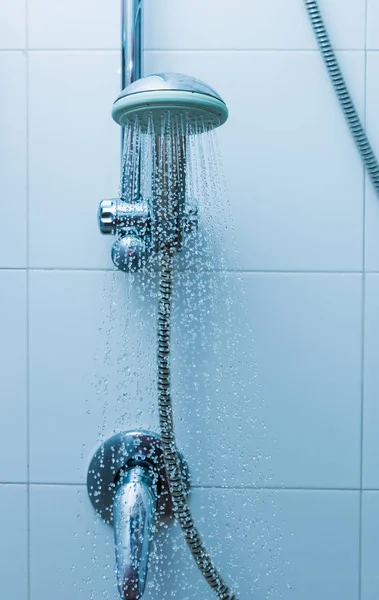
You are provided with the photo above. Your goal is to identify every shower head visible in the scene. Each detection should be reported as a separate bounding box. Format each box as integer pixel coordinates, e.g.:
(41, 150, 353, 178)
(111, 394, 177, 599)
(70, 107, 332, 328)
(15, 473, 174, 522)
(112, 72, 228, 130)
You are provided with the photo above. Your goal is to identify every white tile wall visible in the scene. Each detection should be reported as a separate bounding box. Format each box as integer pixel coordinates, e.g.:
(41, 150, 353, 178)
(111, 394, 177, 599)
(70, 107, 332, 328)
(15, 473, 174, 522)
(28, 0, 119, 49)
(365, 53, 379, 271)
(28, 51, 120, 269)
(241, 273, 362, 489)
(0, 272, 27, 482)
(29, 270, 158, 483)
(0, 0, 378, 598)
(363, 275, 379, 488)
(30, 485, 119, 600)
(367, 0, 379, 49)
(173, 272, 362, 488)
(0, 52, 27, 268)
(146, 50, 365, 271)
(362, 492, 379, 599)
(0, 0, 26, 49)
(30, 485, 360, 600)
(0, 485, 28, 600)
(29, 271, 362, 488)
(145, 0, 366, 50)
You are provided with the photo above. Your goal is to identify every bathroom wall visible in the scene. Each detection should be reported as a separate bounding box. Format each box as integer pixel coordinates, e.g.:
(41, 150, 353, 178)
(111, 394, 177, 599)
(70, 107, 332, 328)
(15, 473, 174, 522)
(1, 0, 379, 598)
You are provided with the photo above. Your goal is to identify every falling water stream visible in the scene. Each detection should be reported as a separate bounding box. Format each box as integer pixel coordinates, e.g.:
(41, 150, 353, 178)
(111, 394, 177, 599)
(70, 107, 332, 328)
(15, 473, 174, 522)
(83, 112, 286, 599)
(74, 0, 379, 595)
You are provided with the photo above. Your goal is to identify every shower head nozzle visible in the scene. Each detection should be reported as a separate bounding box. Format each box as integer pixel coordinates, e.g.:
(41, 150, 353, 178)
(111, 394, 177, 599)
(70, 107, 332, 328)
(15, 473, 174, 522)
(112, 72, 228, 130)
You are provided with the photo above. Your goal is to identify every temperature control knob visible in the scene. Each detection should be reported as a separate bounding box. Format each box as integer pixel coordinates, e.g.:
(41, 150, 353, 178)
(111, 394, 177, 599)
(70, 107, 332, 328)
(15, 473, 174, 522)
(111, 235, 147, 272)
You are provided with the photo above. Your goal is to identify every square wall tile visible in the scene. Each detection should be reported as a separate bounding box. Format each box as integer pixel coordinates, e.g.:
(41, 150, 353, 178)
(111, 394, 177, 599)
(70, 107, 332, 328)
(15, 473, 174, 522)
(29, 270, 159, 484)
(30, 270, 362, 489)
(0, 52, 27, 268)
(251, 273, 362, 489)
(362, 492, 379, 599)
(146, 51, 365, 271)
(28, 0, 119, 49)
(30, 486, 359, 600)
(0, 485, 28, 600)
(365, 54, 379, 271)
(145, 0, 365, 50)
(363, 275, 379, 488)
(30, 485, 119, 600)
(247, 272, 362, 489)
(261, 490, 360, 599)
(0, 0, 26, 48)
(0, 271, 27, 482)
(29, 51, 120, 269)
(173, 272, 362, 488)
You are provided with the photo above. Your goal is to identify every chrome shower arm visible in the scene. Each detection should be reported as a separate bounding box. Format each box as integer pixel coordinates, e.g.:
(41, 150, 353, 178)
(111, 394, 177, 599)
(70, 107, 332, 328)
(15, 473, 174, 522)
(122, 0, 143, 88)
(113, 465, 156, 600)
(121, 0, 144, 155)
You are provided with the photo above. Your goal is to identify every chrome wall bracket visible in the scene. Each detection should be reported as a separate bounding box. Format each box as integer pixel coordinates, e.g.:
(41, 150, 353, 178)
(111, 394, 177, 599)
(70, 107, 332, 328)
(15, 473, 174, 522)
(87, 431, 189, 600)
(98, 198, 151, 271)
(98, 198, 198, 271)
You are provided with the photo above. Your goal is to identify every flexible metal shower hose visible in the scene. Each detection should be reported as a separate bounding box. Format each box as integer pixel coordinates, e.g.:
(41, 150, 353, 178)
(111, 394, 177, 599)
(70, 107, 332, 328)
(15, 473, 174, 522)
(157, 246, 237, 600)
(304, 0, 379, 195)
(156, 3, 379, 599)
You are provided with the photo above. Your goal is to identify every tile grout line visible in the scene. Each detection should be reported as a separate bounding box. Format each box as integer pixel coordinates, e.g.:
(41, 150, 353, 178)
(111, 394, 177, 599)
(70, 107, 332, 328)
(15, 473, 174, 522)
(0, 46, 372, 54)
(0, 267, 375, 274)
(2, 481, 378, 492)
(0, 47, 371, 53)
(25, 0, 31, 597)
(358, 2, 369, 598)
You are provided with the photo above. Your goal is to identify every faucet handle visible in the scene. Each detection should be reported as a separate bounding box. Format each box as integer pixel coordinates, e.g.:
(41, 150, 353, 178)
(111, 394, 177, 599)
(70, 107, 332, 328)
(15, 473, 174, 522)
(114, 466, 156, 600)
(87, 431, 190, 600)
(111, 234, 147, 273)
(98, 198, 118, 235)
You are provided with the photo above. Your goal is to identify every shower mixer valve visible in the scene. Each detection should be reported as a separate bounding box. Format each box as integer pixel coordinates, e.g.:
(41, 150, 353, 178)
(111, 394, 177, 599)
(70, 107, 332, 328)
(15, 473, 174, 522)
(98, 196, 198, 272)
(87, 431, 190, 600)
(98, 197, 150, 272)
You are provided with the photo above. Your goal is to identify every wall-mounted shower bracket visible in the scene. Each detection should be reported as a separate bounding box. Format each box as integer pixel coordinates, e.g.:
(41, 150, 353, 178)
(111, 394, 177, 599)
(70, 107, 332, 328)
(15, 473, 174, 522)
(98, 197, 198, 271)
(87, 430, 189, 600)
(98, 198, 150, 236)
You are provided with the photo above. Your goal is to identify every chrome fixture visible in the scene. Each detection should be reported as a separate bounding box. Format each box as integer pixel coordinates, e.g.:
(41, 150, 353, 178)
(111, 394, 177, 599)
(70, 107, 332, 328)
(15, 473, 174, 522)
(94, 0, 235, 597)
(99, 194, 199, 271)
(87, 431, 189, 600)
(112, 72, 228, 130)
(121, 0, 143, 151)
(90, 0, 379, 598)
(99, 72, 228, 271)
(98, 0, 144, 270)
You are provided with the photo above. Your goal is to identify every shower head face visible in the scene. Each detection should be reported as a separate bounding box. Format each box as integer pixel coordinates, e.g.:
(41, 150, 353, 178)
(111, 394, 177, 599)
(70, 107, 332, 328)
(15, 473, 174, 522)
(112, 72, 228, 131)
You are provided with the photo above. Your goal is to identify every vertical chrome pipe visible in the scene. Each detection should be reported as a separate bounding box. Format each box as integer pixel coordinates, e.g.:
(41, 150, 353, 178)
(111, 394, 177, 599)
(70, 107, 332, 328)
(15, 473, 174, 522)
(121, 0, 144, 155)
(122, 0, 143, 88)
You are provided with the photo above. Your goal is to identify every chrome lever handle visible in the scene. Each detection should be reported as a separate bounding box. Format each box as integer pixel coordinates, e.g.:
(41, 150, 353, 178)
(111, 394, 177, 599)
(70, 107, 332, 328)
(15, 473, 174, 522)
(113, 465, 156, 600)
(87, 431, 190, 600)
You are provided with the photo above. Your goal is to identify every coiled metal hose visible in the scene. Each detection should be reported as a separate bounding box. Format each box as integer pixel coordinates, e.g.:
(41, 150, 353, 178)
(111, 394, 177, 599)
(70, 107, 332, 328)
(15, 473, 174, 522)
(156, 4, 379, 599)
(157, 246, 237, 600)
(304, 0, 379, 195)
